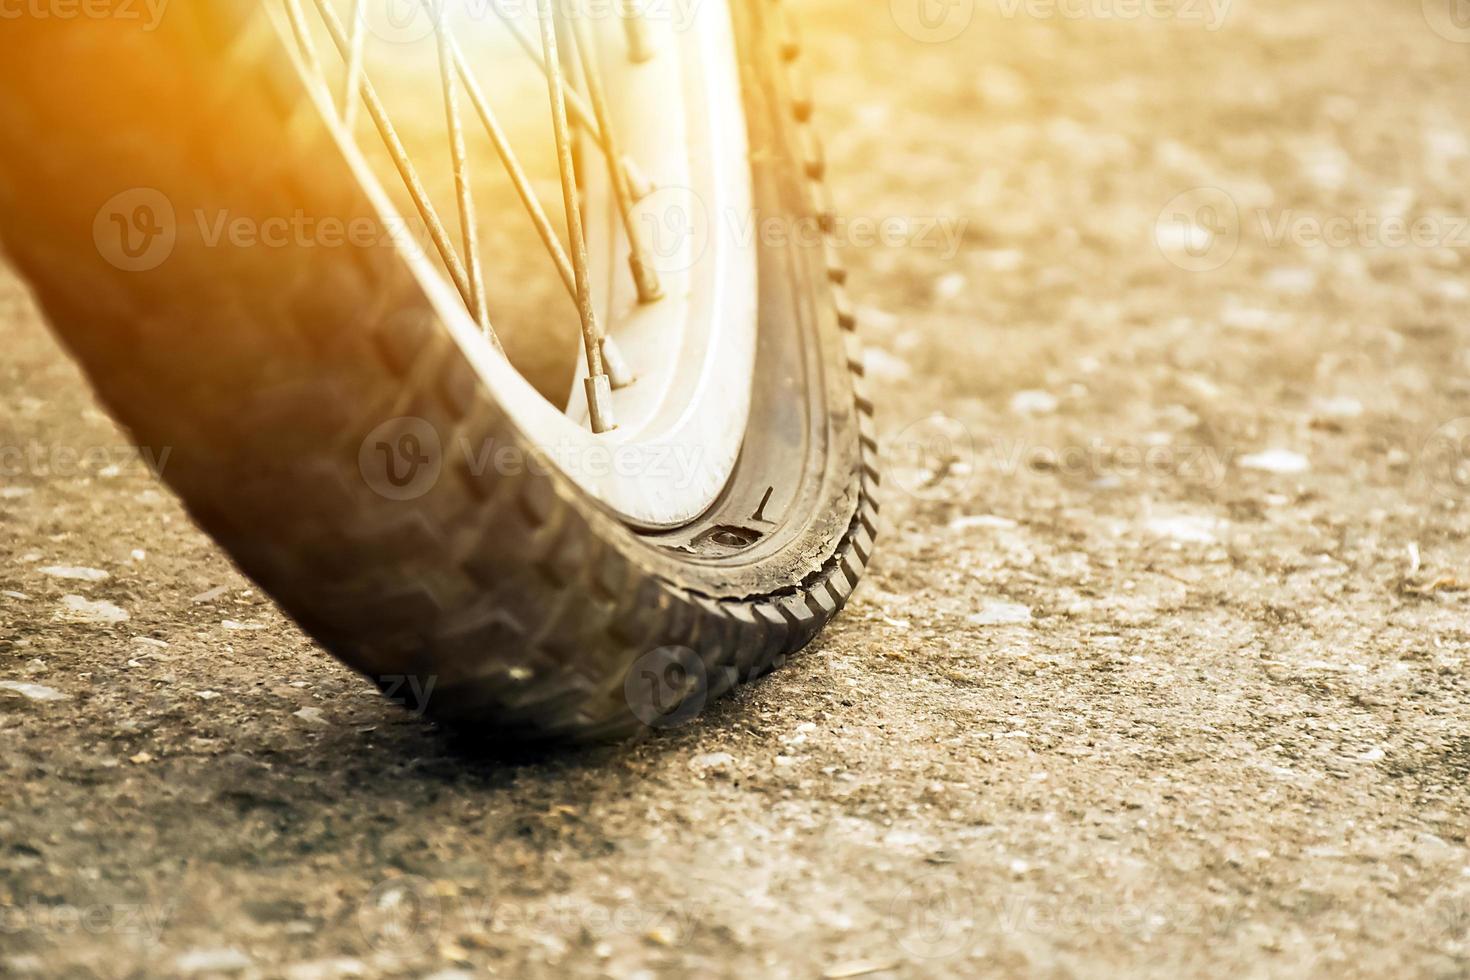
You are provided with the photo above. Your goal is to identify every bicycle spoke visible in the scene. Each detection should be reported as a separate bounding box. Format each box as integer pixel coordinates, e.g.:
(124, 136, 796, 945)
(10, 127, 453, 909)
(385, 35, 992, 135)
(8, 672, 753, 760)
(285, 0, 664, 404)
(307, 0, 504, 353)
(535, 0, 615, 432)
(489, 0, 662, 208)
(283, 0, 328, 90)
(568, 13, 662, 304)
(341, 0, 366, 130)
(619, 0, 655, 63)
(434, 6, 493, 336)
(433, 12, 577, 300)
(488, 0, 604, 144)
(440, 21, 639, 387)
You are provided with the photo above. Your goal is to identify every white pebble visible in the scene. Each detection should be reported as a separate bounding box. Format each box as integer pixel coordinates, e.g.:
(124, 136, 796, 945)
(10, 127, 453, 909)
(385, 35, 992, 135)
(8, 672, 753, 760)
(882, 829, 926, 848)
(0, 680, 69, 702)
(57, 595, 129, 624)
(933, 272, 967, 301)
(283, 958, 367, 980)
(864, 348, 913, 384)
(1264, 267, 1318, 295)
(40, 566, 109, 582)
(976, 64, 1028, 108)
(173, 949, 253, 976)
(1220, 303, 1285, 332)
(1239, 449, 1310, 474)
(980, 249, 1024, 272)
(1312, 396, 1362, 420)
(949, 514, 1018, 531)
(1435, 278, 1470, 302)
(1156, 219, 1212, 254)
(1010, 389, 1058, 415)
(855, 305, 900, 333)
(1145, 515, 1219, 545)
(689, 751, 736, 774)
(968, 600, 1033, 626)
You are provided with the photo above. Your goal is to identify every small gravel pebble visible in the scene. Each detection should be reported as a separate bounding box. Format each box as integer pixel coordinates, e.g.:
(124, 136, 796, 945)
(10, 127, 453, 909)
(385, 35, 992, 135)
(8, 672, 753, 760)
(0, 680, 68, 702)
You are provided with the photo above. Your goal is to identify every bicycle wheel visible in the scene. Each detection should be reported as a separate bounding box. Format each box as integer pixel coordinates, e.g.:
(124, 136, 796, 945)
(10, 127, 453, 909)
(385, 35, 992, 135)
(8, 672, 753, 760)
(0, 0, 877, 739)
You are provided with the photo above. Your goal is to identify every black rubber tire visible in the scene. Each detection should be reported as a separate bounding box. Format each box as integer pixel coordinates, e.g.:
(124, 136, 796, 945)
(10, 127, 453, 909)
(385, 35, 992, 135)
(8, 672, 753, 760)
(0, 0, 878, 740)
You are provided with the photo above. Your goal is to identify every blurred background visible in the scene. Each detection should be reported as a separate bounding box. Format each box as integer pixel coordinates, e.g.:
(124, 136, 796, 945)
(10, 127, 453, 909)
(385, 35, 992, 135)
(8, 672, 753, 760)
(5, 0, 1470, 976)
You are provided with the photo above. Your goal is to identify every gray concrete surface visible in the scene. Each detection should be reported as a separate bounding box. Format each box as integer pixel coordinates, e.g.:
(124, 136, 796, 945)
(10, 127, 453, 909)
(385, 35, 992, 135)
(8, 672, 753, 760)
(4, 0, 1470, 976)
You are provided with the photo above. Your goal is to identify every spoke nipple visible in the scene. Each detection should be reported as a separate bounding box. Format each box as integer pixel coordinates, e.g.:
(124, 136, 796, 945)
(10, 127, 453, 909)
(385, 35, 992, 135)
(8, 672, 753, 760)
(585, 374, 618, 434)
(621, 155, 655, 202)
(601, 336, 638, 389)
(622, 16, 656, 64)
(630, 255, 664, 304)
